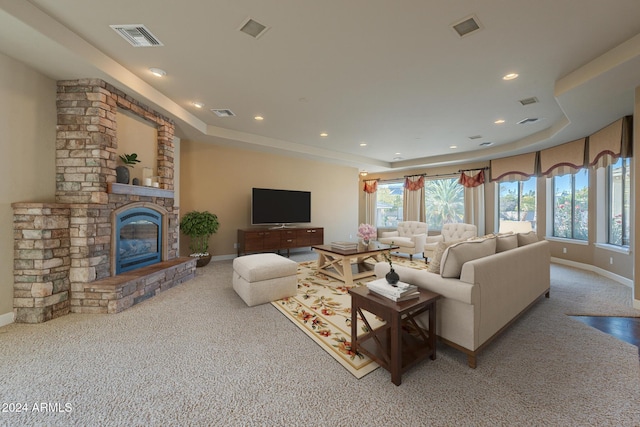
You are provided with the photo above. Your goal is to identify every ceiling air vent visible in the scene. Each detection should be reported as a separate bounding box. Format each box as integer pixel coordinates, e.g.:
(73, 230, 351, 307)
(451, 15, 483, 38)
(238, 17, 270, 39)
(519, 97, 539, 106)
(517, 117, 539, 125)
(468, 135, 483, 140)
(110, 25, 163, 47)
(211, 109, 236, 118)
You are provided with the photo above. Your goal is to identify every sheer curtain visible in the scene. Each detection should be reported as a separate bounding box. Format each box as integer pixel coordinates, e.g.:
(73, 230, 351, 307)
(403, 175, 425, 222)
(459, 170, 485, 236)
(363, 179, 378, 226)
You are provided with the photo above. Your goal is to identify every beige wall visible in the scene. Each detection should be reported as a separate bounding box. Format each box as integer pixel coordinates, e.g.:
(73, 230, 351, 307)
(0, 52, 57, 321)
(179, 140, 359, 258)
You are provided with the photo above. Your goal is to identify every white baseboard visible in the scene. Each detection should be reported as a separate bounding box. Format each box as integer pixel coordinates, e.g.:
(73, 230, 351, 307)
(551, 257, 640, 309)
(551, 257, 633, 288)
(0, 311, 15, 328)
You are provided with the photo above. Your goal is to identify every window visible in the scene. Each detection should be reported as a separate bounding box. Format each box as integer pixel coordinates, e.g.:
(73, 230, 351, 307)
(607, 157, 630, 246)
(498, 178, 536, 229)
(375, 181, 403, 228)
(552, 170, 589, 240)
(424, 178, 464, 230)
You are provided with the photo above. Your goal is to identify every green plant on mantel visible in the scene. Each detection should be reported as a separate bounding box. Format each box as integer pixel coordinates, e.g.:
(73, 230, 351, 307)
(179, 211, 220, 256)
(119, 153, 141, 167)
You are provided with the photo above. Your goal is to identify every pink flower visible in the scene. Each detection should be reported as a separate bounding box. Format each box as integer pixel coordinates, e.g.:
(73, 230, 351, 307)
(357, 223, 377, 241)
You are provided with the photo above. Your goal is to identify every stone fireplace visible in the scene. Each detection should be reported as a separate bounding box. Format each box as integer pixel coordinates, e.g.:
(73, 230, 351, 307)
(12, 79, 196, 323)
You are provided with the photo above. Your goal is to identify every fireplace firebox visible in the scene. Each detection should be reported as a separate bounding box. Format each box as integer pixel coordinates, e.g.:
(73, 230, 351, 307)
(116, 207, 162, 274)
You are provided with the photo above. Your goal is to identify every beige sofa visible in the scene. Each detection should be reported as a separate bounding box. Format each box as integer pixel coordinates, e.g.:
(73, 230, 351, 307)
(374, 233, 550, 368)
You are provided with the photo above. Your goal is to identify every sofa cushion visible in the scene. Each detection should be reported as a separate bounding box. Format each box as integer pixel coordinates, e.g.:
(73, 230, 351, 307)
(427, 240, 461, 273)
(496, 233, 518, 252)
(440, 237, 497, 279)
(517, 231, 538, 246)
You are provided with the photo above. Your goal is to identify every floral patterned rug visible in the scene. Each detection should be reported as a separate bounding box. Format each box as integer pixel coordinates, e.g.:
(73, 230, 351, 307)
(271, 256, 427, 379)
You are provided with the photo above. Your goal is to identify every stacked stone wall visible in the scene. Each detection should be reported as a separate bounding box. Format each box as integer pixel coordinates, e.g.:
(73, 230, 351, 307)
(13, 204, 71, 323)
(12, 79, 181, 323)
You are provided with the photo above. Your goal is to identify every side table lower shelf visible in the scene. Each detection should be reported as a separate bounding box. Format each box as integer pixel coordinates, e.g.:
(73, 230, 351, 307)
(349, 286, 441, 386)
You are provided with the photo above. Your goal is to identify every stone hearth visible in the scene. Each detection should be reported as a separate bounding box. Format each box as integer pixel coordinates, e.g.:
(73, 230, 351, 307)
(12, 79, 195, 323)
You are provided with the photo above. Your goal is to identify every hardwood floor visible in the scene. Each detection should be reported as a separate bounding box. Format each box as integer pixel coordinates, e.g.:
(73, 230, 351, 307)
(571, 315, 640, 347)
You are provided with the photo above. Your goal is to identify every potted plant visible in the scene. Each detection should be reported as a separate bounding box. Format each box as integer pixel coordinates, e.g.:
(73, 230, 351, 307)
(116, 153, 141, 184)
(179, 210, 220, 267)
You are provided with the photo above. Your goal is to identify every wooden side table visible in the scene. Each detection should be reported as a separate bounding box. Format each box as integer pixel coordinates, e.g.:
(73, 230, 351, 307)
(349, 286, 441, 386)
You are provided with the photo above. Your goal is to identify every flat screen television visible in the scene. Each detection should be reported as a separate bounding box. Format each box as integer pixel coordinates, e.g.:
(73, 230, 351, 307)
(251, 188, 311, 226)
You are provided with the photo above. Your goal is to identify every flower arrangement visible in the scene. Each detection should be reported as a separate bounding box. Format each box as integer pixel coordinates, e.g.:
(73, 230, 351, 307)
(357, 223, 377, 243)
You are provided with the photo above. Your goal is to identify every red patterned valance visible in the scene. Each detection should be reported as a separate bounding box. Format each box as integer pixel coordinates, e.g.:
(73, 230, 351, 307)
(459, 170, 485, 188)
(363, 180, 378, 194)
(404, 176, 424, 191)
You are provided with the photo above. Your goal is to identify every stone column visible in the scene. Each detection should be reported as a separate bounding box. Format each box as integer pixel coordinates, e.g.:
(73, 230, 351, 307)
(12, 203, 71, 323)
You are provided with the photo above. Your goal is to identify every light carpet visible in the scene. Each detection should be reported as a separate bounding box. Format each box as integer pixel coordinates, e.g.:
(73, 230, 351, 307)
(0, 253, 639, 426)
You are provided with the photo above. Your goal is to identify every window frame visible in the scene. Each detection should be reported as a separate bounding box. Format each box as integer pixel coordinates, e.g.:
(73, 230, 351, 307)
(497, 178, 537, 230)
(606, 157, 630, 247)
(551, 170, 589, 241)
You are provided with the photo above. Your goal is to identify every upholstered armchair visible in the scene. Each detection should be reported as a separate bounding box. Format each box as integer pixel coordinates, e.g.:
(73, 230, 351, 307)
(498, 220, 533, 234)
(423, 223, 478, 261)
(378, 221, 428, 260)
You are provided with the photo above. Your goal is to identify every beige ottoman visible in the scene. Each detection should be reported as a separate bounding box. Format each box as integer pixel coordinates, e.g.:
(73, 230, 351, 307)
(232, 253, 298, 307)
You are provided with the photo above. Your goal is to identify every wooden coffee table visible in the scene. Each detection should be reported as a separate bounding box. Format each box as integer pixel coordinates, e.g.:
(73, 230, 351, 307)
(349, 286, 441, 386)
(311, 244, 398, 285)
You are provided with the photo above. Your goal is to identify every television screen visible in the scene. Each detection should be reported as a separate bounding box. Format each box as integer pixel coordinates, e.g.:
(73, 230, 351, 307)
(251, 188, 311, 225)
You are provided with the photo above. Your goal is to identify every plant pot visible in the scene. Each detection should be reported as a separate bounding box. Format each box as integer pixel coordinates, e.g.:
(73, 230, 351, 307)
(195, 254, 212, 268)
(115, 166, 130, 184)
(386, 268, 399, 285)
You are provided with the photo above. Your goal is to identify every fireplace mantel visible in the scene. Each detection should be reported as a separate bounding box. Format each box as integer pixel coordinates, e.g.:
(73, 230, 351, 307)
(108, 183, 174, 199)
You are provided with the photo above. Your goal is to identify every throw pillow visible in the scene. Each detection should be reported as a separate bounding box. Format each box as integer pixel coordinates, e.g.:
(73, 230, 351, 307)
(440, 237, 497, 279)
(427, 240, 461, 273)
(517, 231, 538, 246)
(496, 233, 518, 252)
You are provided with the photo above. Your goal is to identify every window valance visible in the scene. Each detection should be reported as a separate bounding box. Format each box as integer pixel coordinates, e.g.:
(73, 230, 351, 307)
(490, 152, 539, 182)
(539, 138, 586, 177)
(362, 179, 378, 193)
(588, 116, 632, 169)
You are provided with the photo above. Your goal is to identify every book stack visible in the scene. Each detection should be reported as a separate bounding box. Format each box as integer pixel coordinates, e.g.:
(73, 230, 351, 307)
(331, 241, 358, 250)
(367, 279, 420, 302)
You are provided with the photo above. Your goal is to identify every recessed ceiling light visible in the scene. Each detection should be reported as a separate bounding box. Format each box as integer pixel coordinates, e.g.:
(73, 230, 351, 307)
(254, 116, 264, 121)
(360, 143, 367, 147)
(395, 152, 401, 155)
(149, 67, 166, 77)
(320, 132, 328, 137)
(503, 73, 519, 80)
(449, 145, 458, 149)
(192, 102, 204, 109)
(359, 171, 368, 176)
(494, 119, 505, 124)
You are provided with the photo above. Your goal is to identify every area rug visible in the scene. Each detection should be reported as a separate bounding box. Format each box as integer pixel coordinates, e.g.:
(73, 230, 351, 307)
(271, 256, 428, 378)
